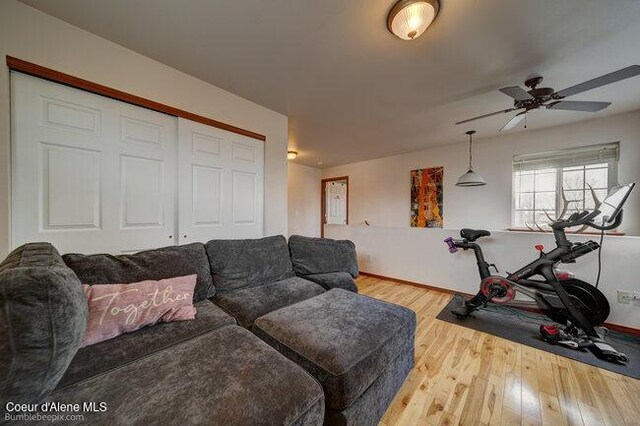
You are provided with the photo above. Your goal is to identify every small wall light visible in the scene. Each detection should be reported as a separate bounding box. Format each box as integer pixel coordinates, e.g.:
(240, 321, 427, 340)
(287, 151, 298, 160)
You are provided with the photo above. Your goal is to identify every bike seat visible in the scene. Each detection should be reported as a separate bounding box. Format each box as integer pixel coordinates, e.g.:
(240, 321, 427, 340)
(460, 228, 491, 242)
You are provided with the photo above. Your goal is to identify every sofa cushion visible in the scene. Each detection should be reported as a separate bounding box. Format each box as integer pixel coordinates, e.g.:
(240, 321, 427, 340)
(212, 277, 325, 328)
(58, 300, 235, 389)
(49, 326, 325, 426)
(0, 243, 87, 405)
(63, 243, 214, 302)
(304, 272, 358, 293)
(253, 289, 416, 411)
(205, 235, 295, 291)
(289, 235, 359, 278)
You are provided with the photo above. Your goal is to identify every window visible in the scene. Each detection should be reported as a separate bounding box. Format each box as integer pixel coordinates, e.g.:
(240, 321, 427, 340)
(512, 143, 619, 229)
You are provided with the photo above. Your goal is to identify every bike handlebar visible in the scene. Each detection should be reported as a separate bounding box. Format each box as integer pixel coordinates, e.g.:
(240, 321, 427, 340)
(551, 209, 601, 229)
(588, 210, 624, 231)
(446, 209, 625, 254)
(444, 237, 458, 253)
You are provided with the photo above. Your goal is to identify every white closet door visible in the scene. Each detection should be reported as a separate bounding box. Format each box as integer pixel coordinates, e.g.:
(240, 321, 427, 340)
(11, 73, 177, 254)
(178, 118, 264, 243)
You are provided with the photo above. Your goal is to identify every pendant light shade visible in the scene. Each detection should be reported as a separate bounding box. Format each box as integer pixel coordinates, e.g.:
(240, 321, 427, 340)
(387, 0, 440, 41)
(456, 131, 486, 187)
(456, 169, 486, 187)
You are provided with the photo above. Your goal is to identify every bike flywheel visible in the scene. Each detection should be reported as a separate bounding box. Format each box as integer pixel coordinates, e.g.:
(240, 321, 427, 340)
(542, 279, 610, 326)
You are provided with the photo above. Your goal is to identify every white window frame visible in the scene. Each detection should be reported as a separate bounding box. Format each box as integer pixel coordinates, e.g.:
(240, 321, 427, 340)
(511, 143, 619, 229)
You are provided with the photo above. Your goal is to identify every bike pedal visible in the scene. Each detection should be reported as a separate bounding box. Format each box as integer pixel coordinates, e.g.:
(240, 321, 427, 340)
(539, 325, 560, 344)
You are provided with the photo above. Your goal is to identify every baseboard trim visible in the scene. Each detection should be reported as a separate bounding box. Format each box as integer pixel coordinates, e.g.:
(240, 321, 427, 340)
(359, 271, 472, 297)
(605, 322, 640, 337)
(358, 271, 640, 337)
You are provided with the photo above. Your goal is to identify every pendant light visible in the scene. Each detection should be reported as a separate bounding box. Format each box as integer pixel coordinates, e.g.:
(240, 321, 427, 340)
(456, 131, 486, 187)
(387, 0, 440, 41)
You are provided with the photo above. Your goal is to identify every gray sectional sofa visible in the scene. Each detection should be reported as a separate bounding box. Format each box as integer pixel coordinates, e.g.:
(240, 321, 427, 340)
(0, 235, 416, 425)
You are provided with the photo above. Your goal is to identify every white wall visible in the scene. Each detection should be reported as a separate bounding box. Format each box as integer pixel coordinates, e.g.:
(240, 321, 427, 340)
(327, 225, 640, 328)
(323, 111, 640, 234)
(323, 112, 640, 328)
(288, 163, 321, 237)
(0, 0, 289, 258)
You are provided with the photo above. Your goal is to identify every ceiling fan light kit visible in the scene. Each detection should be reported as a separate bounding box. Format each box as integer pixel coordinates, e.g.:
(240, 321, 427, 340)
(456, 131, 486, 187)
(387, 0, 440, 40)
(456, 65, 640, 131)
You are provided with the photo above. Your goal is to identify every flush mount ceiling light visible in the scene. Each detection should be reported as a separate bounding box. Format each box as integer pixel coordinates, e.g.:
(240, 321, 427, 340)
(287, 151, 298, 160)
(456, 131, 486, 187)
(387, 0, 440, 40)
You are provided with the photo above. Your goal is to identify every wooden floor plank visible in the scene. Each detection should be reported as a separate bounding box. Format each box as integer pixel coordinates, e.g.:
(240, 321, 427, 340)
(356, 277, 640, 425)
(521, 345, 543, 425)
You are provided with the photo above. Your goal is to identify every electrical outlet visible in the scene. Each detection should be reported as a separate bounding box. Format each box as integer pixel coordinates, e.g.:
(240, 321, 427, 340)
(617, 290, 640, 304)
(618, 290, 632, 304)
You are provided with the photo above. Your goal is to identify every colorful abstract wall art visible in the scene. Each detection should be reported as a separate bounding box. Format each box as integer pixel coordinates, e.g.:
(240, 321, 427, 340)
(410, 167, 443, 228)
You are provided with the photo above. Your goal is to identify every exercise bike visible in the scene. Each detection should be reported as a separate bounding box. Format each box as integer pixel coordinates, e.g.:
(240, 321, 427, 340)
(443, 183, 636, 364)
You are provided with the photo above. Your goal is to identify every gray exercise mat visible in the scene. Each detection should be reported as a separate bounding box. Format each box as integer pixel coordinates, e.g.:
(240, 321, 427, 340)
(436, 295, 640, 379)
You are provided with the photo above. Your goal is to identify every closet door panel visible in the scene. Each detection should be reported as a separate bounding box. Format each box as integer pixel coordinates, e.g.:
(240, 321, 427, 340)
(120, 156, 164, 228)
(12, 73, 108, 253)
(178, 119, 230, 243)
(229, 136, 264, 238)
(113, 102, 176, 253)
(192, 165, 223, 225)
(11, 73, 177, 254)
(232, 171, 257, 225)
(12, 72, 262, 255)
(43, 145, 101, 230)
(178, 118, 264, 243)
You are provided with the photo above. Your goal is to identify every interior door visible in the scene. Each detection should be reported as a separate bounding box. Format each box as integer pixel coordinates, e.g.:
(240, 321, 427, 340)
(178, 117, 264, 243)
(111, 101, 177, 253)
(326, 182, 347, 224)
(11, 72, 177, 254)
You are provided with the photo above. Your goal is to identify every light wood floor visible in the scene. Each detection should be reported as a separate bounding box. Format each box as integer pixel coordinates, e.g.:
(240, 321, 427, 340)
(356, 276, 640, 426)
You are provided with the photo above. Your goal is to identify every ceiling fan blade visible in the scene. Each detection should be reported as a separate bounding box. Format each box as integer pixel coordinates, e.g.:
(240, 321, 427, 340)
(455, 108, 518, 125)
(500, 112, 526, 132)
(554, 65, 640, 98)
(547, 101, 611, 112)
(499, 86, 533, 101)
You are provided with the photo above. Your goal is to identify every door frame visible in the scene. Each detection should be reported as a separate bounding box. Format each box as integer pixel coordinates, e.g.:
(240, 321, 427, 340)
(321, 176, 349, 238)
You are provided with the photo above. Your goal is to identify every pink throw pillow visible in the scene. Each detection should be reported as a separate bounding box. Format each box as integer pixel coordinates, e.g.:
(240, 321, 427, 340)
(82, 274, 198, 347)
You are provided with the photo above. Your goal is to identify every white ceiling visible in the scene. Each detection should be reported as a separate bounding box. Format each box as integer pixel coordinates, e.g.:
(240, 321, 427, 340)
(19, 0, 640, 168)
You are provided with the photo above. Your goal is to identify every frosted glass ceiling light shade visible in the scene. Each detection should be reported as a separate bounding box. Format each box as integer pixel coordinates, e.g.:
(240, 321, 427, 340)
(456, 130, 487, 187)
(387, 0, 440, 40)
(456, 169, 486, 187)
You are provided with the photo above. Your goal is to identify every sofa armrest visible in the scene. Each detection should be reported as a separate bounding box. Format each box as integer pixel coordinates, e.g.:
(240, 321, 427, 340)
(304, 272, 358, 293)
(288, 235, 359, 278)
(0, 243, 87, 405)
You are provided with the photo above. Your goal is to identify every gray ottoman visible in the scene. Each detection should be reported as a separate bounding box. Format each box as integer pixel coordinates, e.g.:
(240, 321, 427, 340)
(252, 289, 416, 426)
